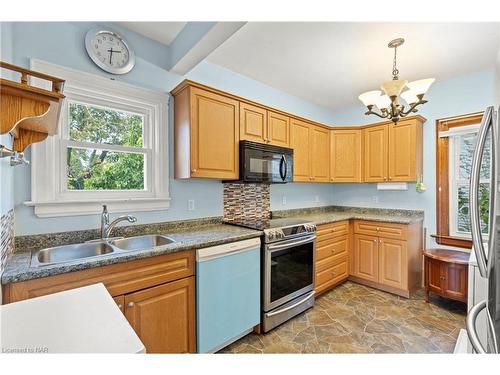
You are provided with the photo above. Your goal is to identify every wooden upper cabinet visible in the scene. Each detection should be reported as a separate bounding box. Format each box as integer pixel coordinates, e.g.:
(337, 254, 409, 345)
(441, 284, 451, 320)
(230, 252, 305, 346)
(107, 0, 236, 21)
(363, 124, 389, 182)
(378, 238, 407, 290)
(352, 234, 379, 283)
(388, 118, 423, 182)
(240, 102, 267, 143)
(267, 111, 290, 147)
(362, 117, 424, 183)
(173, 84, 239, 180)
(309, 124, 330, 182)
(239, 105, 290, 147)
(330, 129, 362, 182)
(290, 118, 311, 181)
(124, 276, 196, 354)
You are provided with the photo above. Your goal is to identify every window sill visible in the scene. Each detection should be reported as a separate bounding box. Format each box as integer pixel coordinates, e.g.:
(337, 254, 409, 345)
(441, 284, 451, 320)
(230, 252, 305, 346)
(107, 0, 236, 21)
(24, 198, 171, 218)
(431, 234, 472, 249)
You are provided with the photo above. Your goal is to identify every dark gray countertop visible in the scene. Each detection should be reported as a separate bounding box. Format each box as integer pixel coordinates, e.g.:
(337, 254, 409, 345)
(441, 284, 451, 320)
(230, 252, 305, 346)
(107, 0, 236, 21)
(2, 223, 262, 284)
(272, 206, 424, 225)
(2, 206, 423, 285)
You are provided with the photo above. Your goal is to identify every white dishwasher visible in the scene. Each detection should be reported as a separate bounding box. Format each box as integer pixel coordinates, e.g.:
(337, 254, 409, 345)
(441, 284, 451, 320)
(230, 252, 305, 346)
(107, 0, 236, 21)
(196, 237, 261, 353)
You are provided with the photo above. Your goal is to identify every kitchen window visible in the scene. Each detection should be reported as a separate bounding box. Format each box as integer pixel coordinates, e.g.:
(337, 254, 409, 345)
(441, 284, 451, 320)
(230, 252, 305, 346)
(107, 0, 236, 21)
(435, 112, 488, 248)
(27, 59, 169, 217)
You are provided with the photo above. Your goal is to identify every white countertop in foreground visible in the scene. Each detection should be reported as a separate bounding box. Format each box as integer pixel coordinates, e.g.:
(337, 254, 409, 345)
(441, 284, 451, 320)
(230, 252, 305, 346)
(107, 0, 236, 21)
(0, 283, 145, 353)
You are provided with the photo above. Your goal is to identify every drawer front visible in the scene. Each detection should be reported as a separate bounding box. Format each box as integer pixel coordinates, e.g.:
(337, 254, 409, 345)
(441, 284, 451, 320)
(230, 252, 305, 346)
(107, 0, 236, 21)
(5, 251, 195, 303)
(353, 220, 407, 240)
(315, 259, 348, 294)
(316, 221, 349, 242)
(316, 236, 349, 262)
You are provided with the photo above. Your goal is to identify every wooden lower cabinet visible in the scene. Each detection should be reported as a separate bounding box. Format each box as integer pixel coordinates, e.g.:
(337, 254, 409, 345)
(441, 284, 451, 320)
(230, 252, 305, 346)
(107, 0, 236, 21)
(350, 220, 423, 298)
(378, 238, 407, 290)
(352, 234, 379, 283)
(2, 251, 197, 353)
(314, 221, 350, 295)
(124, 276, 196, 353)
(424, 250, 468, 303)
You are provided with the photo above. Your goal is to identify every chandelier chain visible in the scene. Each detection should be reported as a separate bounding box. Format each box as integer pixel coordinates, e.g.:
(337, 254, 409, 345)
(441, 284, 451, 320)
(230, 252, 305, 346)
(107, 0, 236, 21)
(392, 46, 399, 79)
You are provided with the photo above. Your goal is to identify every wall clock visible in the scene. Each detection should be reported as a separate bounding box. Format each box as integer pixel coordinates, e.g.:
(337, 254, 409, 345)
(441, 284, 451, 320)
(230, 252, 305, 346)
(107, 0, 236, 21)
(85, 28, 136, 75)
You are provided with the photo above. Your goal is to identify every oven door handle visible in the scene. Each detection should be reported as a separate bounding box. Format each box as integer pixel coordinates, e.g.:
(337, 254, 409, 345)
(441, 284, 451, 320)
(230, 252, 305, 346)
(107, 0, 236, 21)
(265, 291, 315, 317)
(267, 235, 316, 251)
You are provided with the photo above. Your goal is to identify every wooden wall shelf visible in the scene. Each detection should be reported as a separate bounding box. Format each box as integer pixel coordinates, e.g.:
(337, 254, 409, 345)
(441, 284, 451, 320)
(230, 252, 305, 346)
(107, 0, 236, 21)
(0, 61, 65, 152)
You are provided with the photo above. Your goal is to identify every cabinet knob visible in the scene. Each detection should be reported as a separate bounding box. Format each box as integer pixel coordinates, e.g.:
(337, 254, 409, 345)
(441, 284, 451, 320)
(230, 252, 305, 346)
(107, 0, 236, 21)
(331, 250, 335, 254)
(127, 302, 135, 308)
(389, 177, 392, 180)
(191, 169, 197, 173)
(383, 177, 387, 181)
(331, 229, 335, 233)
(373, 239, 377, 243)
(331, 272, 336, 276)
(118, 304, 123, 309)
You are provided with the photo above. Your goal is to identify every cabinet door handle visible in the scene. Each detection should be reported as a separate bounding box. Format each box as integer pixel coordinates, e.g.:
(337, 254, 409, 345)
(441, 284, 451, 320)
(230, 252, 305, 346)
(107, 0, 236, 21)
(127, 302, 135, 308)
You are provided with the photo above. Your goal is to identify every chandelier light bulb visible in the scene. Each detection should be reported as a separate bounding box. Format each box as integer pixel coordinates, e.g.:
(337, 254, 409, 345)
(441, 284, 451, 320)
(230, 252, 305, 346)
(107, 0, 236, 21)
(375, 94, 391, 110)
(358, 90, 382, 107)
(407, 78, 435, 96)
(401, 89, 419, 105)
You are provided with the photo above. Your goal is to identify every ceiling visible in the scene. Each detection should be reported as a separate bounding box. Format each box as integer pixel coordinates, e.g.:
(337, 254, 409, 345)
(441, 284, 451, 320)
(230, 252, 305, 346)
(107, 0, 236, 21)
(116, 22, 186, 45)
(207, 22, 499, 110)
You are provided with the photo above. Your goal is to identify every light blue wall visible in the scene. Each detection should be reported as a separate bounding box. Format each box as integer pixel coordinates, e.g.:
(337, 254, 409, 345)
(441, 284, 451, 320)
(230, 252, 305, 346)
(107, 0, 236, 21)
(6, 22, 337, 235)
(1, 22, 15, 216)
(329, 69, 496, 247)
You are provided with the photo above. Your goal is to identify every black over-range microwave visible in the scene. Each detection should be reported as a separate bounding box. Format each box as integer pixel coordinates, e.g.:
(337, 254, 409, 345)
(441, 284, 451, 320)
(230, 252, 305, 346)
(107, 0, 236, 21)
(239, 140, 293, 183)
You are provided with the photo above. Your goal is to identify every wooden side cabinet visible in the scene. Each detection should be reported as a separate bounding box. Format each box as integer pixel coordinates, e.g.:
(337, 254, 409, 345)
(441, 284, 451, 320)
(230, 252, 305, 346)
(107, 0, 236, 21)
(424, 249, 469, 303)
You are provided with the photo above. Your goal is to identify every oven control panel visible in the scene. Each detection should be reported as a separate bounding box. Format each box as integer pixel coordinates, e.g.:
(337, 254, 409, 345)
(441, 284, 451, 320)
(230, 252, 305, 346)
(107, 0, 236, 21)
(264, 222, 316, 243)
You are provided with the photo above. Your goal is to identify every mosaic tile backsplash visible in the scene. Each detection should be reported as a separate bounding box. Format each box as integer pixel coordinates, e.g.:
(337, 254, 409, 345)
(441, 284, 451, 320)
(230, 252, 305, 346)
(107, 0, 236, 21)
(1, 209, 14, 274)
(223, 182, 271, 229)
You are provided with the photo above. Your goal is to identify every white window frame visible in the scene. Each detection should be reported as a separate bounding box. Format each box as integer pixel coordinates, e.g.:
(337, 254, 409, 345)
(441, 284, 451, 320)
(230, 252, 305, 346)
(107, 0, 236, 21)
(26, 59, 170, 217)
(448, 124, 489, 238)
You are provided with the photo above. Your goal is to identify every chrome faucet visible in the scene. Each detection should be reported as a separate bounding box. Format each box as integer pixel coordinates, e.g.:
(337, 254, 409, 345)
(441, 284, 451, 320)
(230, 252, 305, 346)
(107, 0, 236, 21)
(101, 205, 137, 240)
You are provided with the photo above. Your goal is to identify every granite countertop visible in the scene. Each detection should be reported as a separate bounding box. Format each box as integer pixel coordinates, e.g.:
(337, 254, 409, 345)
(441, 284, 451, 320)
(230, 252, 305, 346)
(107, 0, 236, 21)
(2, 223, 262, 284)
(272, 206, 424, 226)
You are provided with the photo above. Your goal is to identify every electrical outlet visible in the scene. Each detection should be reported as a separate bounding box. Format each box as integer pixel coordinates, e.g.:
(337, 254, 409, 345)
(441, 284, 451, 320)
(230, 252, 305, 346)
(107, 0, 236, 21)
(282, 195, 287, 205)
(372, 196, 379, 203)
(314, 195, 320, 203)
(187, 199, 195, 211)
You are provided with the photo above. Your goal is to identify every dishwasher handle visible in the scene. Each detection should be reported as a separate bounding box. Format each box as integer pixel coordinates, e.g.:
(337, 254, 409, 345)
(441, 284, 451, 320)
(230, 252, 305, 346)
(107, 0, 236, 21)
(196, 237, 261, 262)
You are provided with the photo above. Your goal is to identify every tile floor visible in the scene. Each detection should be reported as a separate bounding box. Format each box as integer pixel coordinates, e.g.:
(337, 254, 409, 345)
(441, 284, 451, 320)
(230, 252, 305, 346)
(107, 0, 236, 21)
(220, 281, 466, 354)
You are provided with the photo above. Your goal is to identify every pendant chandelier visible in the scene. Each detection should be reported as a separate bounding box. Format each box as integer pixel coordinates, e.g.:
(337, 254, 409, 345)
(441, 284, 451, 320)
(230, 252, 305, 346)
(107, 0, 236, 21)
(358, 38, 434, 123)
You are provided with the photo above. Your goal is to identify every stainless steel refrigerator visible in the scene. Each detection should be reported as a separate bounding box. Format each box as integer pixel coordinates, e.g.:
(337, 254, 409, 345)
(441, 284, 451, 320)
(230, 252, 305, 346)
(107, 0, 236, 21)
(467, 105, 500, 353)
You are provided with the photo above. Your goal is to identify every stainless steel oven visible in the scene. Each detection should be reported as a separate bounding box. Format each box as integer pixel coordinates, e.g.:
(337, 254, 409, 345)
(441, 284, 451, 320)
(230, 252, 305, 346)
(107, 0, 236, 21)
(262, 222, 316, 332)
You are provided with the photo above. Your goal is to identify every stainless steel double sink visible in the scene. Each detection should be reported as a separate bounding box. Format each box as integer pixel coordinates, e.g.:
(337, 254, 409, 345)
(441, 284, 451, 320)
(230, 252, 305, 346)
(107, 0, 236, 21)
(31, 234, 175, 267)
